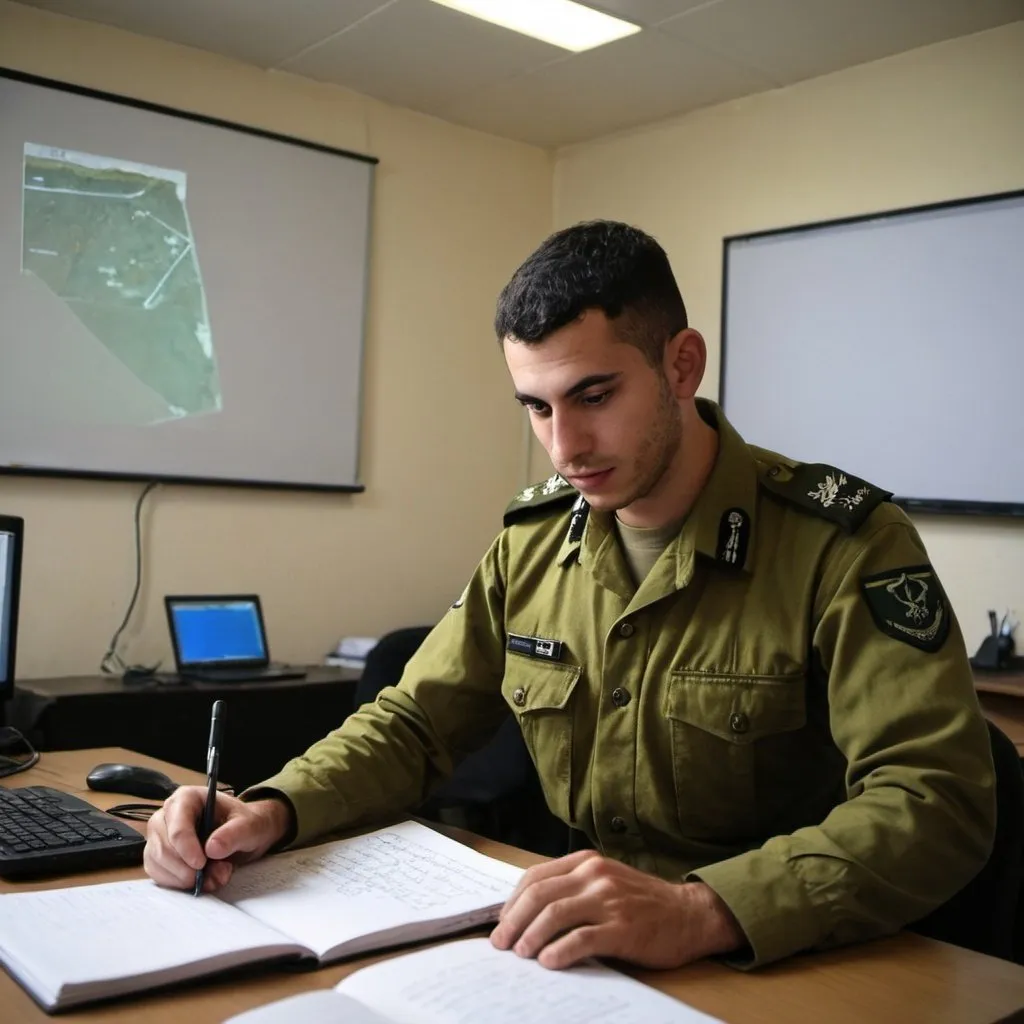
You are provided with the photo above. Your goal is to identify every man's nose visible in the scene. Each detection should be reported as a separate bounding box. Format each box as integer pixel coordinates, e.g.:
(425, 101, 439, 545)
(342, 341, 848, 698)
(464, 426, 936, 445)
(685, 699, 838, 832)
(548, 409, 591, 467)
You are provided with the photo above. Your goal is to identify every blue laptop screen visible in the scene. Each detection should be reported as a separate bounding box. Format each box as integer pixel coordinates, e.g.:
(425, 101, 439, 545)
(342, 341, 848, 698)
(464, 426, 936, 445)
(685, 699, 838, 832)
(170, 600, 266, 665)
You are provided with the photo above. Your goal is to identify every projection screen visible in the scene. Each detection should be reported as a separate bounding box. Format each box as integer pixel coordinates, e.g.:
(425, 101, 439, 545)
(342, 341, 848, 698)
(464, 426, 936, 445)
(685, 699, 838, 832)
(0, 69, 376, 491)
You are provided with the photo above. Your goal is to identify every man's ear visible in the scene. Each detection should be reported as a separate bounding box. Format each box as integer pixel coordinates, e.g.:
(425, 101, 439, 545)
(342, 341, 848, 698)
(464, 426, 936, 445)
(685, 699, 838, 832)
(663, 329, 707, 400)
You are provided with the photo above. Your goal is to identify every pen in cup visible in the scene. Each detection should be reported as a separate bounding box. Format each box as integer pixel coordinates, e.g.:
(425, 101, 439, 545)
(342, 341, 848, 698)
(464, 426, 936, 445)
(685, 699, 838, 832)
(193, 699, 225, 897)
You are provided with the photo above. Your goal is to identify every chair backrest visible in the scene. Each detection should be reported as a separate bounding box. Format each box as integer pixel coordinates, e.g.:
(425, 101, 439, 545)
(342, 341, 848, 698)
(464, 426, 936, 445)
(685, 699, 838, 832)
(355, 626, 536, 805)
(910, 719, 1024, 963)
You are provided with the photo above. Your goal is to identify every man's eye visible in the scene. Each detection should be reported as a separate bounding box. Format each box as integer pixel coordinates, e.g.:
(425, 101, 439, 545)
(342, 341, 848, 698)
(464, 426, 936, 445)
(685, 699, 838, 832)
(582, 391, 610, 406)
(519, 399, 550, 416)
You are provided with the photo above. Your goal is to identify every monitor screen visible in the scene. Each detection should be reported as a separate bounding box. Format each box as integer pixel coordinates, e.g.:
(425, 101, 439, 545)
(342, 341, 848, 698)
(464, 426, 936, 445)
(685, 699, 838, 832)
(167, 598, 266, 666)
(0, 515, 24, 704)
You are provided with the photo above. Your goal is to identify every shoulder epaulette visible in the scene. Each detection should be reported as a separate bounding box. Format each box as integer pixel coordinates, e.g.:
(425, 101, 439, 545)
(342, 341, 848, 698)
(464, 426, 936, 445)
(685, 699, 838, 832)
(503, 474, 578, 527)
(760, 461, 892, 533)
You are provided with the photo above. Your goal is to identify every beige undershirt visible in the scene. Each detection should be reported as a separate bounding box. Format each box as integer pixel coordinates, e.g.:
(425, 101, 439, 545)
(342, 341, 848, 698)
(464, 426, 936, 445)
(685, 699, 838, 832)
(614, 515, 686, 587)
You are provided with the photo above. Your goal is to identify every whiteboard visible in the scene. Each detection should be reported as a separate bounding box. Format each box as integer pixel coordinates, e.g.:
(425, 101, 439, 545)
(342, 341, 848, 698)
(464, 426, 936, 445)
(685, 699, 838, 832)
(721, 190, 1024, 515)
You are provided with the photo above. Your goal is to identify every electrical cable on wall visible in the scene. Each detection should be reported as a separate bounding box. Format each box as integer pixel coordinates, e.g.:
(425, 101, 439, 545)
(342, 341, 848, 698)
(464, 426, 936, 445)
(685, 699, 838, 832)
(100, 481, 159, 676)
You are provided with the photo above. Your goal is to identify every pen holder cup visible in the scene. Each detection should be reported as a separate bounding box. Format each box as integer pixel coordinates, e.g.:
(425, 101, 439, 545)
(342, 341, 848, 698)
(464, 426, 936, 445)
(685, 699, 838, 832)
(973, 634, 1016, 671)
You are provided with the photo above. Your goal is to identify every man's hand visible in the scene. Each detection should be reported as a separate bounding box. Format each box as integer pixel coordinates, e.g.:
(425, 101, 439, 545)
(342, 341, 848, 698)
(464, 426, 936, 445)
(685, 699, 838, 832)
(490, 850, 744, 970)
(143, 786, 292, 892)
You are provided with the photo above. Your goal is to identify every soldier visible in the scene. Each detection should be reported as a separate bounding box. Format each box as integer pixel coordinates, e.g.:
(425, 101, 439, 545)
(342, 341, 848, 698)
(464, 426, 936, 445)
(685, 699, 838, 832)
(145, 221, 995, 971)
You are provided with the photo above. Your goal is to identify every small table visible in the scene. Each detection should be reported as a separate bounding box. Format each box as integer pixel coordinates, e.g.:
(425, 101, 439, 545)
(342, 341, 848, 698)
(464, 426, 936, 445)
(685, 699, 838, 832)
(9, 669, 359, 791)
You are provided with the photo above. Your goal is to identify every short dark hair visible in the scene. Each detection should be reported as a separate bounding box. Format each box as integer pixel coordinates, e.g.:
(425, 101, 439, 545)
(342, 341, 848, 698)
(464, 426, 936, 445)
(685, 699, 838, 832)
(494, 220, 688, 365)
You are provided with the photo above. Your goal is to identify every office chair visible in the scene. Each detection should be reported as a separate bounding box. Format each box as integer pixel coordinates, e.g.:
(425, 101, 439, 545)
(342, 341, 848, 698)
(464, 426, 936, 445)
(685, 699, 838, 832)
(909, 719, 1024, 963)
(353, 626, 565, 856)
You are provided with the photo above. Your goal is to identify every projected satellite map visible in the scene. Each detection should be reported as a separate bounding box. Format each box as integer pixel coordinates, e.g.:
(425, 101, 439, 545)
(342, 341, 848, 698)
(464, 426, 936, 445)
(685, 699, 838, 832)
(22, 143, 220, 423)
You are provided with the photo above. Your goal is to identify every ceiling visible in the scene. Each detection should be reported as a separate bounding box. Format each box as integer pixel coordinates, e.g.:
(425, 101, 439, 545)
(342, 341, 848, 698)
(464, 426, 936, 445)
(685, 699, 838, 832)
(12, 0, 1024, 147)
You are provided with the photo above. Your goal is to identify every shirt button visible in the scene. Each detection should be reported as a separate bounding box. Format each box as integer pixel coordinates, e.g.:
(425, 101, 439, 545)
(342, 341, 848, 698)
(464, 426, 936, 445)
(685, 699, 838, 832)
(729, 711, 750, 735)
(611, 687, 631, 708)
(618, 622, 635, 638)
(610, 816, 627, 834)
(512, 687, 526, 707)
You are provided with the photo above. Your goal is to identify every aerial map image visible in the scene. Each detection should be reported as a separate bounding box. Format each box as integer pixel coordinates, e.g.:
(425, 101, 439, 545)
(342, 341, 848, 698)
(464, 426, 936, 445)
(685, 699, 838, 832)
(22, 143, 221, 424)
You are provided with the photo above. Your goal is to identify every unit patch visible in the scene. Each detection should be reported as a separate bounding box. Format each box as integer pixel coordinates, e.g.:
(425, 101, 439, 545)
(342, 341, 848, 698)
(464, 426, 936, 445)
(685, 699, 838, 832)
(860, 564, 950, 653)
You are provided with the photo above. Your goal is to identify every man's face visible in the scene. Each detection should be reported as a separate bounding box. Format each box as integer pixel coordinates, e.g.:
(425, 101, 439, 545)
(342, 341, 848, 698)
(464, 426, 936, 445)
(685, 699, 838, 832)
(504, 310, 683, 514)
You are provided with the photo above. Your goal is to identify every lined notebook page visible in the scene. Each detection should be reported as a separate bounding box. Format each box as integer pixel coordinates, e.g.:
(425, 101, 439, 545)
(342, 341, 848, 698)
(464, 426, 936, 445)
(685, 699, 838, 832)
(219, 821, 523, 959)
(0, 879, 301, 1006)
(338, 938, 724, 1024)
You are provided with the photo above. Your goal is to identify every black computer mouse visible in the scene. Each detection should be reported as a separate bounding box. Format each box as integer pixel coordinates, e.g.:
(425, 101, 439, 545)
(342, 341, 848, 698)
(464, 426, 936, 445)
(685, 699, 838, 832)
(85, 762, 180, 801)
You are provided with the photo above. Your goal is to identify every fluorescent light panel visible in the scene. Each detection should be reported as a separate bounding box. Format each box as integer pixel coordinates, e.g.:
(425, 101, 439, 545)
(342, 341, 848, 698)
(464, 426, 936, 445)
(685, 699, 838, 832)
(427, 0, 641, 53)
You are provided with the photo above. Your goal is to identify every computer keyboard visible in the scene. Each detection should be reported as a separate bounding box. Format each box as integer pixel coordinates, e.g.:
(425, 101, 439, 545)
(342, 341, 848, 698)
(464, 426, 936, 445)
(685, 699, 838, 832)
(0, 784, 146, 880)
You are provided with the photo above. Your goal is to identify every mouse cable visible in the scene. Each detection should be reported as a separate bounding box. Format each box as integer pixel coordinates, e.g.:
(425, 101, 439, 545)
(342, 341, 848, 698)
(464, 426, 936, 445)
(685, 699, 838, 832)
(100, 480, 160, 677)
(105, 802, 162, 821)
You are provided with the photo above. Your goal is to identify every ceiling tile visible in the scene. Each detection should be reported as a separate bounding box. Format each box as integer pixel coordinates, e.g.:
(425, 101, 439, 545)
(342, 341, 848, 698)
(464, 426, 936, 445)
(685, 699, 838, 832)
(278, 0, 566, 113)
(583, 0, 723, 27)
(440, 27, 774, 147)
(659, 0, 1024, 85)
(11, 0, 391, 67)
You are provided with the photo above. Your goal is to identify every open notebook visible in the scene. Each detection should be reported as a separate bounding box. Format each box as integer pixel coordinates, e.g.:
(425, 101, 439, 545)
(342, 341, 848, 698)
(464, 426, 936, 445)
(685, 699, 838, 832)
(0, 821, 523, 1012)
(223, 937, 725, 1024)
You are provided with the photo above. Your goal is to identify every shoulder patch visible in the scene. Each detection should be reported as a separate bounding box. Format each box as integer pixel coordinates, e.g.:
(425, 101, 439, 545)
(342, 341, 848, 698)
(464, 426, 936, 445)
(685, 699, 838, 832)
(503, 473, 578, 527)
(860, 564, 950, 653)
(761, 462, 892, 532)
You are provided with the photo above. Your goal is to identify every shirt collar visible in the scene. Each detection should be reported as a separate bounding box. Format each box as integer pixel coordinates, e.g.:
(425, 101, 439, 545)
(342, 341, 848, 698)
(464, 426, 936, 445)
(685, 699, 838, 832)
(556, 399, 759, 580)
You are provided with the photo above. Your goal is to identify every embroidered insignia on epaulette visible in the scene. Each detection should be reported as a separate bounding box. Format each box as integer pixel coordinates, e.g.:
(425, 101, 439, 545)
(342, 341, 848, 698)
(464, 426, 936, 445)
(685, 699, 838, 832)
(503, 473, 578, 526)
(762, 462, 892, 532)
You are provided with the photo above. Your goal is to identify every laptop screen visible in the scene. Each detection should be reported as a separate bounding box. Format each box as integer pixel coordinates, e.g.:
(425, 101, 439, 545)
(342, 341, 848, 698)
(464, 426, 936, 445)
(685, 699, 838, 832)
(167, 598, 267, 667)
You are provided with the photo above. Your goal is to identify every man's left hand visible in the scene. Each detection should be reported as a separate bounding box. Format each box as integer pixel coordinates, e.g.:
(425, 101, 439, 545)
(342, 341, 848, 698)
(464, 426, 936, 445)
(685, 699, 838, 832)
(490, 849, 744, 970)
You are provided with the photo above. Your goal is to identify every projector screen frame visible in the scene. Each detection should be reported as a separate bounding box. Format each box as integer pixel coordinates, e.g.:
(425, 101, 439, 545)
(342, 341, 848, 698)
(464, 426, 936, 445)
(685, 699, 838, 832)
(719, 187, 1024, 519)
(0, 67, 377, 495)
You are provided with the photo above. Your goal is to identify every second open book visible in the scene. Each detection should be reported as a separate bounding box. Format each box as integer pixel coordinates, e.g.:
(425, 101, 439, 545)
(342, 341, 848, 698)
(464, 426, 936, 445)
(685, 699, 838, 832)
(224, 936, 725, 1024)
(0, 820, 524, 1011)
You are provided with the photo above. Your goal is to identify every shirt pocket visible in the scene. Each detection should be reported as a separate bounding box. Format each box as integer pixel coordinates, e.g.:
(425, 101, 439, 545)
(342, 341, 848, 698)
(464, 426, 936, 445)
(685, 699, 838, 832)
(501, 655, 581, 824)
(664, 671, 806, 840)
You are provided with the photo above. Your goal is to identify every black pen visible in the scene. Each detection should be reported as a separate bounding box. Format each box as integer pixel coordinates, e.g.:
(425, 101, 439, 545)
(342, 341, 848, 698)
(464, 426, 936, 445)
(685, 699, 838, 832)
(193, 699, 225, 897)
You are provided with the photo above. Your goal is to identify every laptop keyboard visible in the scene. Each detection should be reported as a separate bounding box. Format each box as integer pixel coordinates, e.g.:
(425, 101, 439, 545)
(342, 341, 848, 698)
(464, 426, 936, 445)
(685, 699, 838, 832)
(183, 665, 306, 683)
(0, 785, 145, 879)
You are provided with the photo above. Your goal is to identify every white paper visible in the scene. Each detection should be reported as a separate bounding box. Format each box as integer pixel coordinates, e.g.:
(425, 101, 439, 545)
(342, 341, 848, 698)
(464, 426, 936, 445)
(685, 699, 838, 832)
(218, 821, 523, 959)
(0, 879, 301, 1009)
(337, 938, 724, 1024)
(223, 989, 391, 1024)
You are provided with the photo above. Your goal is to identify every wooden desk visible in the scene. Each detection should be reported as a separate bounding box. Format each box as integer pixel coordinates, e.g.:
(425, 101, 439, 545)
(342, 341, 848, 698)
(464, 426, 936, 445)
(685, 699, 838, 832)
(4, 749, 1024, 1024)
(976, 672, 1024, 755)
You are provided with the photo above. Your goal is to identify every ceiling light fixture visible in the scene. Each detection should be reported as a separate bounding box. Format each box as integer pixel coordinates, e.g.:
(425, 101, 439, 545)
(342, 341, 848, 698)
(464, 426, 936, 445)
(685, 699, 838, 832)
(427, 0, 641, 53)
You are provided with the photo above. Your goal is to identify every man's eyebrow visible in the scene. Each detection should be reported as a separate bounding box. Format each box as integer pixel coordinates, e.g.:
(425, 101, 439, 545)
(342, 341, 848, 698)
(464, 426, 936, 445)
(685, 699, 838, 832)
(514, 373, 621, 406)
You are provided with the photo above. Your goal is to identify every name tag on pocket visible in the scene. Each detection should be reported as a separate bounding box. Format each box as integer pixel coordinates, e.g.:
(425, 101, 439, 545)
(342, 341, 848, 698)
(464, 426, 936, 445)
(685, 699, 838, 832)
(507, 634, 563, 662)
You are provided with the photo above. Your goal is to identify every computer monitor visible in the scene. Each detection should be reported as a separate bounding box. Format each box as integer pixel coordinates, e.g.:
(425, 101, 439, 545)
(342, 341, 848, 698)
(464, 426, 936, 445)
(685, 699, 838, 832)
(0, 515, 25, 711)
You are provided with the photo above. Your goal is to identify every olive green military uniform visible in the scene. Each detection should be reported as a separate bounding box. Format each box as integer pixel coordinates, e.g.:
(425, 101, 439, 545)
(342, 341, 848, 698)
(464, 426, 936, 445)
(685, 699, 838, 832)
(256, 399, 995, 967)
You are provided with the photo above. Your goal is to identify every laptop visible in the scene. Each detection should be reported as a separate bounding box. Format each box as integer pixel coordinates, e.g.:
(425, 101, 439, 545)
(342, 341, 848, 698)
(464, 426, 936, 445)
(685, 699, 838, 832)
(164, 595, 307, 683)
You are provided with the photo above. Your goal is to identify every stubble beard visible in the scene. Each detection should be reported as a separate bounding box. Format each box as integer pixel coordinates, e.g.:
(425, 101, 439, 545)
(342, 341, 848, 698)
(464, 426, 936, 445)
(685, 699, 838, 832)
(592, 380, 684, 513)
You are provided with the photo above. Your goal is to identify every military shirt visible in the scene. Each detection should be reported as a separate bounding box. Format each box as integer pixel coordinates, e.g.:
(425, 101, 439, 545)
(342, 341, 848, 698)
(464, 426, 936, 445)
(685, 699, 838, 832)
(257, 399, 996, 967)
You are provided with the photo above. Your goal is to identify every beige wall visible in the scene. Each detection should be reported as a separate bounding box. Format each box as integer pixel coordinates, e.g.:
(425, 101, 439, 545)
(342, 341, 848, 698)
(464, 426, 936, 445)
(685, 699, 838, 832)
(552, 22, 1024, 652)
(0, 1, 551, 677)
(2, 4, 1021, 678)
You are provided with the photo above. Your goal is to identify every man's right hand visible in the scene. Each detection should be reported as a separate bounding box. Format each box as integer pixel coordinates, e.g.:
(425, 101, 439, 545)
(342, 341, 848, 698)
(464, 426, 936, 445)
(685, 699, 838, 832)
(143, 786, 291, 892)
